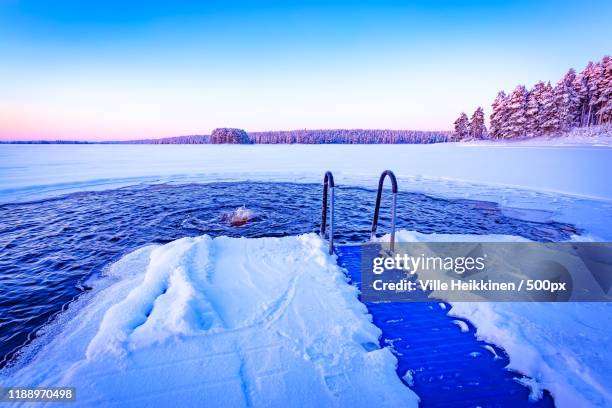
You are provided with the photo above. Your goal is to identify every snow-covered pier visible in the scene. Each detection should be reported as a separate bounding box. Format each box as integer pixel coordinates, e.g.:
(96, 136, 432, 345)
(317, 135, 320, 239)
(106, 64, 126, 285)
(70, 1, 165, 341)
(2, 235, 417, 407)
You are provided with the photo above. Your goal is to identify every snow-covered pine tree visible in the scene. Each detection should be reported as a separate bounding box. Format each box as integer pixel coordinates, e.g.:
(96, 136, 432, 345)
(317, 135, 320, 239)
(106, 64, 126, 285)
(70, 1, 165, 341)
(489, 91, 508, 139)
(596, 56, 612, 124)
(538, 82, 560, 134)
(525, 81, 546, 136)
(505, 85, 529, 138)
(588, 60, 605, 125)
(575, 61, 604, 126)
(453, 112, 470, 140)
(574, 62, 592, 127)
(554, 69, 581, 131)
(470, 107, 487, 139)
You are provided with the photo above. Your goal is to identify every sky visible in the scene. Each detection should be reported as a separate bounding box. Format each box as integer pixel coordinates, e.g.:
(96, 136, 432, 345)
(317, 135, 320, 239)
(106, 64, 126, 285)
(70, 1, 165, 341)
(1, 0, 611, 141)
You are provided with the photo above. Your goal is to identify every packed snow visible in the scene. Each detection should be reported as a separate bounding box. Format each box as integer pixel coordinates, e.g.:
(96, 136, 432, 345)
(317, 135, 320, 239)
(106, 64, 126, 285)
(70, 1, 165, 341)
(1, 234, 417, 407)
(385, 229, 612, 408)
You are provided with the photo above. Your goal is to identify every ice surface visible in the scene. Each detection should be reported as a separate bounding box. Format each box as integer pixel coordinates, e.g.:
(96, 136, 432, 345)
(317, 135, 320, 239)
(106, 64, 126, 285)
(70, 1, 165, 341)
(390, 229, 612, 408)
(2, 144, 611, 238)
(2, 144, 611, 200)
(1, 234, 418, 407)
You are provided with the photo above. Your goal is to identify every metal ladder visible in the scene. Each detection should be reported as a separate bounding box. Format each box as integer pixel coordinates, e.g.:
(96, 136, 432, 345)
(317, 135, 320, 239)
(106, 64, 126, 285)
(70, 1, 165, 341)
(320, 171, 335, 255)
(370, 170, 398, 252)
(320, 170, 398, 253)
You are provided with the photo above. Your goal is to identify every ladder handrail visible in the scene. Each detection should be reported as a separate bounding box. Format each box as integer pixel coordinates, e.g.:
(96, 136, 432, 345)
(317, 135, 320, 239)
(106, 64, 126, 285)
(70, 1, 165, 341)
(321, 171, 335, 255)
(370, 170, 398, 251)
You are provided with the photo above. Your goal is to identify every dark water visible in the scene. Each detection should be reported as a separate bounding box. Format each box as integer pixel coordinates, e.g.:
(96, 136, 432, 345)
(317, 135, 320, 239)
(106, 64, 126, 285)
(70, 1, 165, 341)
(0, 182, 577, 368)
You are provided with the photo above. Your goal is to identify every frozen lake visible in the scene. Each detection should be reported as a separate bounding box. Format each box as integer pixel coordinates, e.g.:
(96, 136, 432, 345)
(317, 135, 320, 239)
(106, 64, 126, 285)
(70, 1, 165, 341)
(1, 143, 611, 201)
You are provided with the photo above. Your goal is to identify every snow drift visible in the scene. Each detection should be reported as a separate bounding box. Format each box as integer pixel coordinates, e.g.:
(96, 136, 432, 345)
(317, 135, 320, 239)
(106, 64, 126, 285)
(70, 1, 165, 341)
(1, 234, 417, 407)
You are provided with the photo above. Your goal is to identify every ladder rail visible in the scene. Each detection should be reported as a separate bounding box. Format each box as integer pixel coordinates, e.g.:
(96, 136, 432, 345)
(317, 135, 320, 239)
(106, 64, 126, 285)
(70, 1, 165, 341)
(370, 170, 398, 251)
(321, 171, 335, 255)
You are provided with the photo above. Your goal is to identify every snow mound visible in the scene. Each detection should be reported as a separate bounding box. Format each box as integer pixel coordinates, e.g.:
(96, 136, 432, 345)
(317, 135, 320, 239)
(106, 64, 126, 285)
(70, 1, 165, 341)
(1, 234, 417, 407)
(391, 229, 612, 408)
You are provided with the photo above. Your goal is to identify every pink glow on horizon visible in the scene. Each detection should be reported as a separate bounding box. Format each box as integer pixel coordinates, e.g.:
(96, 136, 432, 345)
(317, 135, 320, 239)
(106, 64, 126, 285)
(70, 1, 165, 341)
(0, 94, 460, 141)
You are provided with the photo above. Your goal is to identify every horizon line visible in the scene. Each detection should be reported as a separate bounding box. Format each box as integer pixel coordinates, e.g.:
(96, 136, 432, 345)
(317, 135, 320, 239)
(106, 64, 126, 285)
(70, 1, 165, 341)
(0, 127, 453, 143)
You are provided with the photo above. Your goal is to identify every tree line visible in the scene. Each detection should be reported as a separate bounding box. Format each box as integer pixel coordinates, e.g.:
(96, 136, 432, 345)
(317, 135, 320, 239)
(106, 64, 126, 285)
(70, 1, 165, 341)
(120, 129, 452, 144)
(454, 55, 612, 140)
(2, 129, 451, 144)
(120, 135, 210, 144)
(248, 129, 450, 144)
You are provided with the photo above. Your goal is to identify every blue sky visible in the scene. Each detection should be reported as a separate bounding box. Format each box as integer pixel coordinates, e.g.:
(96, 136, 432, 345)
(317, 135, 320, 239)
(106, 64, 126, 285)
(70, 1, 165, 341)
(1, 0, 611, 140)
